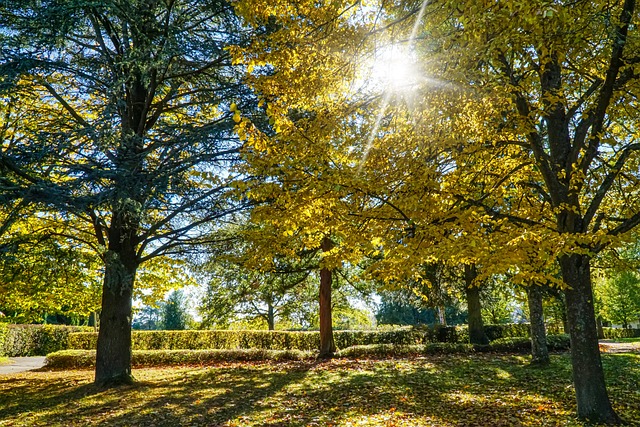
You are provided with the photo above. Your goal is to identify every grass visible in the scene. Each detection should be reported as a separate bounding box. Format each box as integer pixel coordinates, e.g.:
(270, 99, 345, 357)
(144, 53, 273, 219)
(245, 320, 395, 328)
(0, 357, 10, 365)
(0, 353, 638, 426)
(617, 337, 640, 343)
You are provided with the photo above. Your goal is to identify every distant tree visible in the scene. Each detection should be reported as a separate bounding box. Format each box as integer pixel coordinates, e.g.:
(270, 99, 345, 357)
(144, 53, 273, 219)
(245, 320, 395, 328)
(161, 290, 192, 331)
(596, 271, 640, 329)
(132, 305, 162, 330)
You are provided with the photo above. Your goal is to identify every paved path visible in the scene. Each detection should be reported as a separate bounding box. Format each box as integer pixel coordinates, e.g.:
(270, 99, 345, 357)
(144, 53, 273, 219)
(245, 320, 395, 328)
(0, 357, 46, 375)
(599, 339, 640, 354)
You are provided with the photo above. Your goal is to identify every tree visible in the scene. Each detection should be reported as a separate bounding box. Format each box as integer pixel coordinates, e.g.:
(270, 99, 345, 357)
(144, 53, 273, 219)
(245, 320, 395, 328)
(132, 305, 162, 330)
(198, 234, 316, 330)
(413, 1, 640, 421)
(161, 290, 191, 330)
(234, 0, 640, 421)
(0, 0, 252, 386)
(0, 224, 102, 324)
(596, 271, 640, 328)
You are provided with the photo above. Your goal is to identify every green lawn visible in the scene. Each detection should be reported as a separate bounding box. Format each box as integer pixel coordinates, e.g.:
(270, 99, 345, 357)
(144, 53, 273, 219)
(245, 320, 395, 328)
(0, 353, 638, 426)
(618, 337, 640, 343)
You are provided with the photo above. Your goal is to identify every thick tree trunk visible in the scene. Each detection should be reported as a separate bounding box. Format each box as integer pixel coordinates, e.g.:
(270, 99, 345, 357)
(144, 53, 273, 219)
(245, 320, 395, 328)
(527, 285, 549, 366)
(95, 250, 136, 386)
(267, 303, 275, 331)
(560, 254, 621, 424)
(318, 237, 336, 358)
(464, 264, 489, 345)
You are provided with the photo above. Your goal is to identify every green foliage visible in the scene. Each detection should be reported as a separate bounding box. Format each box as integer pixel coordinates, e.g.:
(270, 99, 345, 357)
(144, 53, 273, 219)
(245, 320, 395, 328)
(376, 288, 467, 326)
(596, 271, 640, 328)
(484, 324, 531, 341)
(132, 305, 162, 330)
(336, 343, 475, 359)
(48, 335, 571, 369)
(0, 233, 102, 324)
(486, 335, 570, 353)
(1, 324, 92, 357)
(67, 324, 539, 353)
(161, 290, 192, 331)
(602, 328, 640, 339)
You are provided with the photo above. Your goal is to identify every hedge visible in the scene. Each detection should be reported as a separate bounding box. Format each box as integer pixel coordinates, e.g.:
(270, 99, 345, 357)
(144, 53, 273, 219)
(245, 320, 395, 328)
(0, 324, 93, 357)
(44, 336, 572, 369)
(0, 323, 567, 356)
(45, 349, 314, 369)
(66, 326, 482, 352)
(483, 334, 571, 353)
(602, 327, 640, 339)
(336, 343, 475, 359)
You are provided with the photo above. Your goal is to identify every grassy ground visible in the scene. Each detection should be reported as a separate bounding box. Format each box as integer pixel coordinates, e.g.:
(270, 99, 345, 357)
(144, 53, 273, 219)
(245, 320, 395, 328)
(0, 353, 638, 427)
(618, 337, 640, 343)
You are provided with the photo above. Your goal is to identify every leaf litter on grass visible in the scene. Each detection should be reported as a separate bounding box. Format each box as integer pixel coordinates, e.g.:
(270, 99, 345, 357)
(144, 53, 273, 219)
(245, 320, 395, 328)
(0, 354, 638, 426)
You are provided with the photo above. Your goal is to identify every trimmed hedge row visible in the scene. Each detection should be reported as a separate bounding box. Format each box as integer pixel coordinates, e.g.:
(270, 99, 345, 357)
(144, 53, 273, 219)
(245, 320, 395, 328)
(0, 324, 93, 357)
(602, 327, 640, 339)
(482, 334, 571, 353)
(45, 348, 313, 369)
(68, 324, 537, 352)
(44, 335, 572, 369)
(0, 323, 568, 356)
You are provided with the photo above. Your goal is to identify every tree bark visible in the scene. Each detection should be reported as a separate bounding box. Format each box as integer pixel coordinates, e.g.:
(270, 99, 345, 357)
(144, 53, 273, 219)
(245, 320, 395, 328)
(464, 264, 489, 345)
(437, 305, 446, 326)
(95, 249, 136, 386)
(596, 316, 605, 340)
(267, 303, 275, 331)
(95, 205, 140, 387)
(318, 237, 336, 358)
(560, 254, 621, 424)
(527, 285, 549, 366)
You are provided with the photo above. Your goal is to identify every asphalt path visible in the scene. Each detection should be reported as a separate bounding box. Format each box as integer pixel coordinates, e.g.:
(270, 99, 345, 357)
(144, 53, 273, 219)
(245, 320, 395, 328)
(0, 357, 47, 375)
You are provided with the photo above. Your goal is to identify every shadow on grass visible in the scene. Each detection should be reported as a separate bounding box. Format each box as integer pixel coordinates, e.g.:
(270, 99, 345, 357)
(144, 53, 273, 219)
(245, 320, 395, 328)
(0, 354, 637, 426)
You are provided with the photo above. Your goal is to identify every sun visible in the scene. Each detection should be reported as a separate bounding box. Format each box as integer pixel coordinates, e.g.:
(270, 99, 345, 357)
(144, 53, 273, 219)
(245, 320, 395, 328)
(369, 44, 421, 93)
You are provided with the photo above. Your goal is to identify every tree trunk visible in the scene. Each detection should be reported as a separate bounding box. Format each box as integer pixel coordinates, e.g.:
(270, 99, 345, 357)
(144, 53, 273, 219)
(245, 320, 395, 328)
(464, 264, 489, 345)
(318, 237, 336, 358)
(267, 303, 275, 331)
(95, 245, 138, 386)
(527, 285, 549, 366)
(437, 305, 447, 326)
(596, 316, 605, 340)
(560, 254, 621, 424)
(559, 296, 570, 334)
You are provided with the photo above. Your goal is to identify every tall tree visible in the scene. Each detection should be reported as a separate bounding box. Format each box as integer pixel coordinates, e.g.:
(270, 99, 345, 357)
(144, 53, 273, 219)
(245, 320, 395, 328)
(406, 0, 640, 422)
(235, 0, 640, 422)
(0, 0, 252, 386)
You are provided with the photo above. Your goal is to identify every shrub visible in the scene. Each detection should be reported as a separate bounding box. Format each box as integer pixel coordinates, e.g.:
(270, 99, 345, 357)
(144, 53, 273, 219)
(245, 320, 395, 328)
(336, 343, 475, 359)
(45, 348, 314, 369)
(485, 324, 531, 341)
(484, 334, 571, 353)
(1, 325, 89, 357)
(546, 334, 571, 351)
(602, 327, 640, 339)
